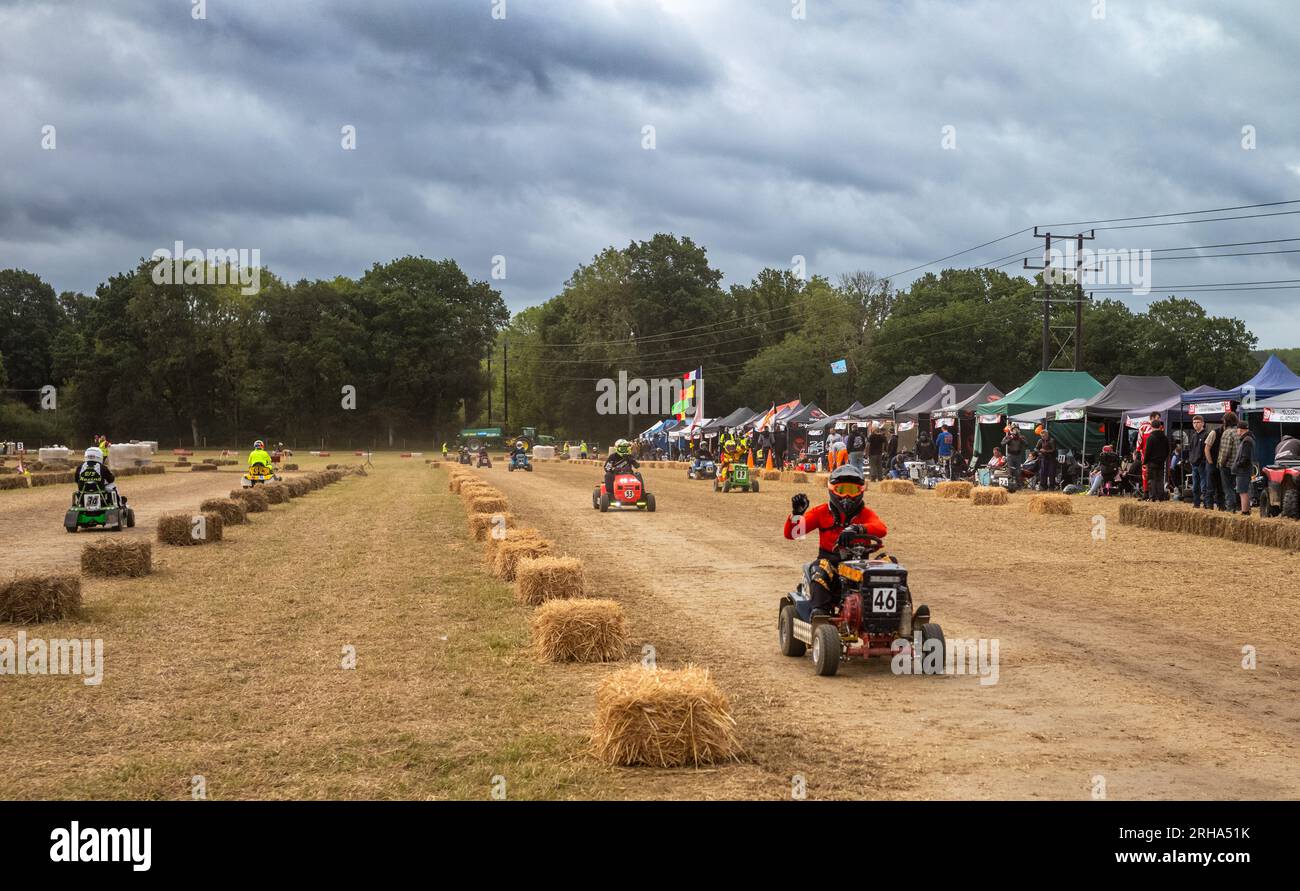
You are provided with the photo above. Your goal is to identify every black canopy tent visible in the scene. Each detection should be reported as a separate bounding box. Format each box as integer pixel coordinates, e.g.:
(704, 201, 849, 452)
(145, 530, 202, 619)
(853, 374, 949, 420)
(1081, 375, 1185, 459)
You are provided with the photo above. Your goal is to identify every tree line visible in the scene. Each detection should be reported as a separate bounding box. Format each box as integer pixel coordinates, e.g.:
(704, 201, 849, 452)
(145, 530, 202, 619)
(1, 235, 1262, 447)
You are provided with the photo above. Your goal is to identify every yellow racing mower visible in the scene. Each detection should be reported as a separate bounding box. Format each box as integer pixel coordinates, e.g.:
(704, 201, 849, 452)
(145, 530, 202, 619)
(242, 463, 281, 488)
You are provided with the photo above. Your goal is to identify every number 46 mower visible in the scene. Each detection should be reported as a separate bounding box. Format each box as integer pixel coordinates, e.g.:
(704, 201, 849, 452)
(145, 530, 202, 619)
(778, 528, 943, 676)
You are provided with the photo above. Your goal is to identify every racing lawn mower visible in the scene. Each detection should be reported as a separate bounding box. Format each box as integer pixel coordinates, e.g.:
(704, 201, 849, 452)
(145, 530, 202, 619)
(242, 462, 282, 488)
(64, 482, 135, 533)
(508, 451, 533, 472)
(592, 472, 656, 512)
(687, 456, 716, 480)
(714, 461, 758, 493)
(1259, 459, 1300, 518)
(778, 527, 943, 677)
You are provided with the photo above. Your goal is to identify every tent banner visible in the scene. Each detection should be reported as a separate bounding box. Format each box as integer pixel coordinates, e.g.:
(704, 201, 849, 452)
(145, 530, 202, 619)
(1015, 421, 1036, 430)
(1053, 409, 1085, 421)
(897, 420, 915, 432)
(979, 414, 1003, 424)
(1263, 407, 1300, 423)
(1125, 416, 1143, 430)
(1188, 401, 1231, 416)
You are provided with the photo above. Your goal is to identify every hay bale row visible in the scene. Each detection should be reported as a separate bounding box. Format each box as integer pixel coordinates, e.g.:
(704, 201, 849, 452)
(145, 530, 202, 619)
(262, 483, 291, 504)
(1119, 502, 1300, 551)
(591, 666, 740, 767)
(157, 511, 224, 545)
(469, 495, 508, 514)
(283, 463, 299, 472)
(81, 539, 153, 577)
(190, 463, 218, 472)
(935, 480, 973, 499)
(532, 598, 626, 662)
(514, 556, 584, 605)
(878, 479, 915, 495)
(971, 486, 1009, 506)
(0, 574, 82, 623)
(494, 537, 552, 581)
(1028, 493, 1073, 515)
(762, 470, 781, 481)
(200, 497, 248, 525)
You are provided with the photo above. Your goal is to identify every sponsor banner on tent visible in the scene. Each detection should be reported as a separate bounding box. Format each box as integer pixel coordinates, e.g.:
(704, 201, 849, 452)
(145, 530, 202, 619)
(979, 414, 1003, 424)
(1263, 407, 1300, 423)
(1188, 401, 1231, 416)
(1015, 421, 1036, 430)
(1125, 415, 1143, 430)
(897, 420, 915, 432)
(1052, 409, 1085, 421)
(935, 417, 955, 427)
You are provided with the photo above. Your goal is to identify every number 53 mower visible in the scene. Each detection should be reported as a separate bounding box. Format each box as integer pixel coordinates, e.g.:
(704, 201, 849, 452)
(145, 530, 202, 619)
(778, 527, 943, 676)
(592, 472, 656, 512)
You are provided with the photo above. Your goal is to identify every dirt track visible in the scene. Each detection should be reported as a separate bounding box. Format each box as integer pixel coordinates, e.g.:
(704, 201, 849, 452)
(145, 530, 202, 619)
(478, 460, 1300, 799)
(0, 469, 256, 574)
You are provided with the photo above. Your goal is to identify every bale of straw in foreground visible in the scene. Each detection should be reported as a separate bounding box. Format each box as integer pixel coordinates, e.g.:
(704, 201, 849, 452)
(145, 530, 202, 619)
(81, 539, 153, 577)
(201, 498, 248, 525)
(190, 463, 218, 472)
(786, 472, 809, 483)
(591, 665, 740, 767)
(156, 511, 224, 546)
(515, 556, 585, 605)
(262, 483, 290, 504)
(935, 480, 973, 499)
(878, 479, 915, 495)
(493, 538, 552, 581)
(532, 598, 626, 662)
(469, 511, 515, 541)
(0, 574, 82, 623)
(286, 478, 310, 498)
(1028, 493, 1073, 515)
(1119, 501, 1300, 551)
(469, 495, 509, 514)
(971, 486, 1009, 506)
(762, 470, 781, 481)
(231, 489, 269, 512)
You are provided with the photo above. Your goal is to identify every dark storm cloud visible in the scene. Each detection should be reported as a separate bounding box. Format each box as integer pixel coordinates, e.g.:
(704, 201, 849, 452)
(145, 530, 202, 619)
(1, 0, 1298, 343)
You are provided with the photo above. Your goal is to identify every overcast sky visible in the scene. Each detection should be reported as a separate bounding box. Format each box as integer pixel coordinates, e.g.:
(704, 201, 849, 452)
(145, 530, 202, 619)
(3, 0, 1299, 346)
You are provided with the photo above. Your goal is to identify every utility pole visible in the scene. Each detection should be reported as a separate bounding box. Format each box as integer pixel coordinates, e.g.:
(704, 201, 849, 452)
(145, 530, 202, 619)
(503, 338, 509, 427)
(1024, 227, 1096, 370)
(487, 352, 492, 423)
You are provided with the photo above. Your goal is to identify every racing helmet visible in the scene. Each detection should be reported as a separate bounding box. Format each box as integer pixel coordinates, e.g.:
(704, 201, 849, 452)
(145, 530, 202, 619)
(253, 440, 265, 450)
(515, 440, 525, 449)
(615, 438, 631, 456)
(827, 464, 866, 520)
(84, 446, 104, 463)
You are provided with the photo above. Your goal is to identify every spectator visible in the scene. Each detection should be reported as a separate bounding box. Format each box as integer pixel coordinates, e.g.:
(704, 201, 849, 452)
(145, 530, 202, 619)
(1001, 425, 1027, 490)
(935, 425, 954, 477)
(886, 423, 899, 465)
(866, 423, 887, 481)
(845, 424, 867, 471)
(916, 428, 935, 461)
(1188, 415, 1210, 508)
(1202, 418, 1224, 509)
(1036, 427, 1058, 490)
(1143, 418, 1170, 501)
(1090, 444, 1121, 495)
(1233, 419, 1255, 515)
(1216, 411, 1241, 513)
(988, 446, 1006, 470)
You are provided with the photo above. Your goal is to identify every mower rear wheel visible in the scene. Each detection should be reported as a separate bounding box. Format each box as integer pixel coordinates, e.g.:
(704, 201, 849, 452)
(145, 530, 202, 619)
(126, 508, 136, 528)
(1283, 486, 1299, 520)
(812, 623, 840, 676)
(919, 622, 945, 674)
(779, 605, 806, 657)
(752, 478, 760, 493)
(599, 491, 610, 512)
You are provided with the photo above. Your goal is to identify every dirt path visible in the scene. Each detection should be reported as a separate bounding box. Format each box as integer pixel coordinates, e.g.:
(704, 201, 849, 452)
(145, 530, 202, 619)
(479, 460, 1300, 800)
(0, 469, 260, 574)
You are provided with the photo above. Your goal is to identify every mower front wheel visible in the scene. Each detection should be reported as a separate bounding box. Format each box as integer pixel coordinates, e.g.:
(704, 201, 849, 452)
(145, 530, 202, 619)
(919, 622, 945, 673)
(644, 493, 656, 512)
(752, 478, 760, 493)
(812, 623, 841, 676)
(779, 604, 806, 657)
(599, 491, 610, 512)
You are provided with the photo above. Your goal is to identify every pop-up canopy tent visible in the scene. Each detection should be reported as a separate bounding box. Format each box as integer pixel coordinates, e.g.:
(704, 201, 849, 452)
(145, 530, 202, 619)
(704, 407, 755, 432)
(1261, 388, 1300, 412)
(1009, 398, 1090, 424)
(1122, 383, 1221, 428)
(904, 382, 985, 418)
(1180, 354, 1300, 403)
(810, 401, 863, 432)
(854, 374, 949, 419)
(975, 371, 1104, 461)
(1083, 375, 1185, 418)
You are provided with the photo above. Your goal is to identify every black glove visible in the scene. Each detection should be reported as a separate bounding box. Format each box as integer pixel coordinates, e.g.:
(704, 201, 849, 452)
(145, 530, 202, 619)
(842, 523, 866, 540)
(791, 493, 809, 516)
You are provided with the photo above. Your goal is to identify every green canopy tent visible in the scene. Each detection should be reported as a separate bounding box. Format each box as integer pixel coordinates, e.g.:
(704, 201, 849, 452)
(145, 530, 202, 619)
(974, 371, 1104, 462)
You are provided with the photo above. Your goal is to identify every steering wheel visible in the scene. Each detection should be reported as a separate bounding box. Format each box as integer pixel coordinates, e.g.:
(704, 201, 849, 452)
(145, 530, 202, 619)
(835, 527, 883, 556)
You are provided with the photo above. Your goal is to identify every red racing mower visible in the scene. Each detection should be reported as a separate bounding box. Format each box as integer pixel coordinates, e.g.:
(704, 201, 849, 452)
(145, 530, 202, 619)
(592, 472, 657, 512)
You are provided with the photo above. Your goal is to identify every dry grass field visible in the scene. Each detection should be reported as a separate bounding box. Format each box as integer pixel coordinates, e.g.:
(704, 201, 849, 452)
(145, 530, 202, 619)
(2, 453, 1298, 799)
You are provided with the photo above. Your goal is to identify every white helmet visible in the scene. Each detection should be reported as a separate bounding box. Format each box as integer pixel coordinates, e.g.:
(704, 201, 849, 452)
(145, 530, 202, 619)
(84, 447, 104, 463)
(253, 440, 265, 450)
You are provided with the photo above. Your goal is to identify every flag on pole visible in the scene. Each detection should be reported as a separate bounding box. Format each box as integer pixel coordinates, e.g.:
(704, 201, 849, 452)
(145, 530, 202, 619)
(672, 367, 703, 419)
(830, 359, 848, 374)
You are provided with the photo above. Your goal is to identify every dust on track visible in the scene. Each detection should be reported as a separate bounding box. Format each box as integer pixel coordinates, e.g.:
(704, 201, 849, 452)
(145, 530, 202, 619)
(478, 460, 1300, 800)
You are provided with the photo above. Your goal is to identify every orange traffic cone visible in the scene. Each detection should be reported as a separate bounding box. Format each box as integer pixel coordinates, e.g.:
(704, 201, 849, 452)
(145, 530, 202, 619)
(765, 450, 774, 470)
(746, 449, 754, 468)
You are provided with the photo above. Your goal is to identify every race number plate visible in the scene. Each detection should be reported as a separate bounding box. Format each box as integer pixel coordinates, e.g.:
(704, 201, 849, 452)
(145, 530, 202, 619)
(870, 587, 897, 613)
(83, 494, 102, 510)
(624, 488, 637, 499)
